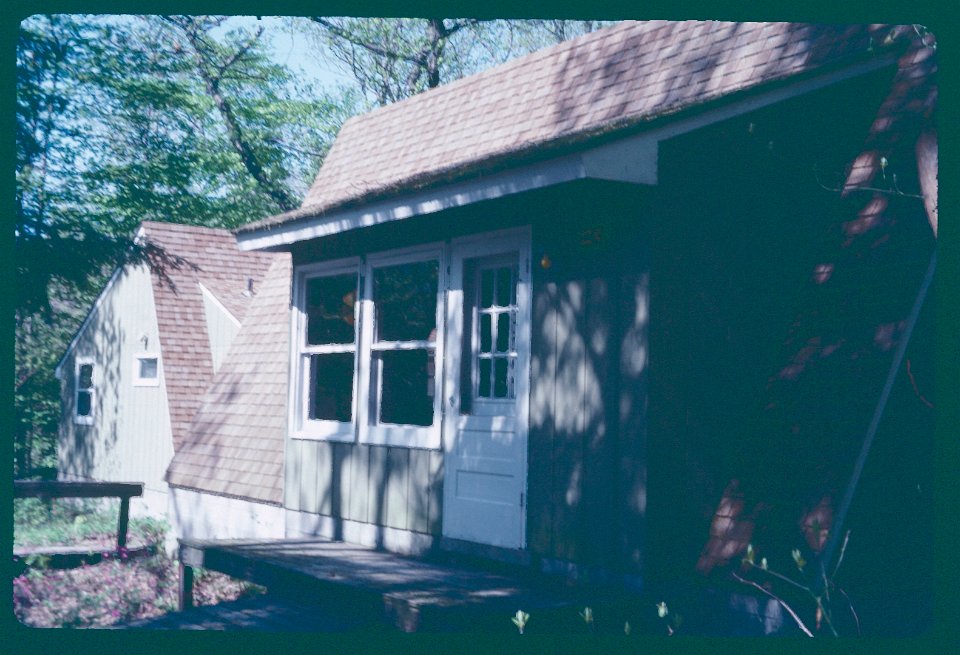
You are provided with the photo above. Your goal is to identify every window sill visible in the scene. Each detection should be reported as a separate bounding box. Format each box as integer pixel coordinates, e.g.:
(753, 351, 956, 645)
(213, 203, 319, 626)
(361, 424, 442, 450)
(290, 429, 356, 443)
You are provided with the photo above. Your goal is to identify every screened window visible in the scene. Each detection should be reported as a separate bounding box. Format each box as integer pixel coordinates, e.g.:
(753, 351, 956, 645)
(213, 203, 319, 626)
(75, 359, 95, 424)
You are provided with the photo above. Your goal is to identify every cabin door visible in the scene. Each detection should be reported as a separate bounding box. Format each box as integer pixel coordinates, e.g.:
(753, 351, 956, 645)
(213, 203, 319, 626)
(442, 228, 531, 549)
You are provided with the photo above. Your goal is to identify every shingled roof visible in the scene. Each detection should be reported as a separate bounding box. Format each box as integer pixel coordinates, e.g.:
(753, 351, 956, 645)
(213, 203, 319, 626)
(165, 254, 291, 504)
(139, 222, 277, 451)
(238, 20, 908, 235)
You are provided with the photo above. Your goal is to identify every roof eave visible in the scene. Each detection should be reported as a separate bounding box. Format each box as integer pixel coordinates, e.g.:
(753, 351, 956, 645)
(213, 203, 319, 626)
(237, 47, 901, 251)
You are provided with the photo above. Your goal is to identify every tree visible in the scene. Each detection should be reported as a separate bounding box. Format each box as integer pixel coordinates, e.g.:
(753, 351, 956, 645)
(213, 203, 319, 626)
(306, 17, 612, 107)
(14, 14, 357, 477)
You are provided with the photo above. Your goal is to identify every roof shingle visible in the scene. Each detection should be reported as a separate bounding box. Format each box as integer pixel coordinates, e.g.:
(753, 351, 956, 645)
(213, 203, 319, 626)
(240, 20, 907, 235)
(140, 221, 276, 451)
(165, 254, 292, 504)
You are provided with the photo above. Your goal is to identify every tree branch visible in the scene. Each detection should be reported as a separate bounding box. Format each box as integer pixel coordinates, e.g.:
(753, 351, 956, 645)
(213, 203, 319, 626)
(163, 15, 297, 211)
(732, 572, 815, 637)
(309, 17, 423, 65)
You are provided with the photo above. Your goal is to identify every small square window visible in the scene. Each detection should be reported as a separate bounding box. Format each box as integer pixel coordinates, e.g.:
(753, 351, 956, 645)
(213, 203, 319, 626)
(133, 353, 161, 387)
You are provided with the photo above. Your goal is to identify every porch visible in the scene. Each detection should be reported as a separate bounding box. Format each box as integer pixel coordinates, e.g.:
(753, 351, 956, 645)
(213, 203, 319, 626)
(171, 537, 588, 632)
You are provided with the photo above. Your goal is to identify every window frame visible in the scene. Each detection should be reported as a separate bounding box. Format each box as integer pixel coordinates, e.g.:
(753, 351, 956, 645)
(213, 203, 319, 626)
(357, 243, 446, 449)
(132, 352, 161, 387)
(74, 357, 95, 425)
(465, 254, 521, 416)
(289, 257, 362, 442)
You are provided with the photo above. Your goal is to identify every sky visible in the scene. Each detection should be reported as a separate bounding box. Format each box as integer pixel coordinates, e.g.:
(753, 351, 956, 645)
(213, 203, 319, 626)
(230, 16, 356, 92)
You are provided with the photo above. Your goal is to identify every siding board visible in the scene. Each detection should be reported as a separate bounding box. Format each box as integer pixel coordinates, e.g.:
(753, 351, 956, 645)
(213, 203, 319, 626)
(580, 277, 617, 567)
(299, 441, 319, 514)
(551, 280, 587, 563)
(407, 448, 430, 533)
(618, 273, 649, 572)
(385, 447, 409, 531)
(527, 280, 559, 556)
(347, 444, 370, 524)
(428, 450, 443, 535)
(315, 440, 333, 516)
(366, 446, 388, 529)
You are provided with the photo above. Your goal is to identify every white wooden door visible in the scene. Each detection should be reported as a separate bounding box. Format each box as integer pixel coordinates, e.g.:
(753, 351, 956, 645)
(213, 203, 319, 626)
(442, 228, 531, 549)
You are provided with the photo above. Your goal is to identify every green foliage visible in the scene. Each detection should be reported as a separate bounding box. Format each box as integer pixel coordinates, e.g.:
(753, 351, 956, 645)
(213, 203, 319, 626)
(15, 15, 359, 478)
(14, 497, 168, 549)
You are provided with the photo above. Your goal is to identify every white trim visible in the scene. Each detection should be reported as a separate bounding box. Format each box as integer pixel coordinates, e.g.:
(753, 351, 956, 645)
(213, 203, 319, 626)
(55, 265, 126, 379)
(132, 352, 161, 387)
(441, 226, 532, 549)
(358, 243, 446, 449)
(197, 282, 242, 329)
(73, 357, 96, 425)
(289, 257, 362, 442)
(237, 53, 897, 252)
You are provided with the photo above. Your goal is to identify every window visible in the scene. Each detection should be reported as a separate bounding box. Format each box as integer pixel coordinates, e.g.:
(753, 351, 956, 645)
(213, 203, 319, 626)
(290, 246, 444, 448)
(133, 353, 161, 387)
(461, 255, 520, 416)
(74, 359, 95, 425)
(291, 260, 360, 441)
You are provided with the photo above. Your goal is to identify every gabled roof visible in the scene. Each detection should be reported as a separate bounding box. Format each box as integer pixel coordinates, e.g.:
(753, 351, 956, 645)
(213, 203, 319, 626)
(136, 222, 277, 451)
(238, 20, 909, 237)
(165, 254, 292, 504)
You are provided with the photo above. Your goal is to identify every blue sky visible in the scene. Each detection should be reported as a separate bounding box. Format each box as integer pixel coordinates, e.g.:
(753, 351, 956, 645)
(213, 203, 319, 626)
(231, 16, 355, 91)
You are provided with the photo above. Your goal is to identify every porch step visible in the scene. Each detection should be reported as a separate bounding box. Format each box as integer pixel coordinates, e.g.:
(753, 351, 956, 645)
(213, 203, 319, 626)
(179, 537, 579, 632)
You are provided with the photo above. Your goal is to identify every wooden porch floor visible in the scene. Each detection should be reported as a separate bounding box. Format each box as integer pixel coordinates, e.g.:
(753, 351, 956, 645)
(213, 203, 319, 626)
(157, 537, 583, 632)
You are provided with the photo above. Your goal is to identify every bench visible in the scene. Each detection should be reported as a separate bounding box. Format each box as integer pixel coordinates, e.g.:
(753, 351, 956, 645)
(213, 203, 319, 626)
(14, 480, 145, 552)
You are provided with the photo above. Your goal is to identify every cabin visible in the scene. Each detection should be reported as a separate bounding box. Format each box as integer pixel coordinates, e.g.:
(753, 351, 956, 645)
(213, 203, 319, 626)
(164, 21, 936, 633)
(56, 222, 277, 519)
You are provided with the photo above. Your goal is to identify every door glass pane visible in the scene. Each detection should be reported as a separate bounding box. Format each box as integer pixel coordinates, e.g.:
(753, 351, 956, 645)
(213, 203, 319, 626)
(378, 349, 434, 426)
(494, 358, 514, 398)
(496, 266, 515, 306)
(306, 274, 357, 345)
(374, 260, 438, 342)
(480, 269, 494, 308)
(309, 353, 354, 422)
(496, 313, 513, 353)
(478, 358, 492, 398)
(480, 314, 492, 353)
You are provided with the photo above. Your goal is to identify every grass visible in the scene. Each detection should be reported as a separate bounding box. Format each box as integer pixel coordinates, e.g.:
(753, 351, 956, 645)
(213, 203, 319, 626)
(13, 498, 265, 628)
(14, 497, 164, 550)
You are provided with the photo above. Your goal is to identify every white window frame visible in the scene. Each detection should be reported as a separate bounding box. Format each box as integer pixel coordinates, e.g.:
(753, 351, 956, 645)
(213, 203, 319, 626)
(465, 253, 521, 417)
(357, 243, 446, 449)
(132, 352, 161, 387)
(74, 358, 95, 425)
(289, 257, 362, 442)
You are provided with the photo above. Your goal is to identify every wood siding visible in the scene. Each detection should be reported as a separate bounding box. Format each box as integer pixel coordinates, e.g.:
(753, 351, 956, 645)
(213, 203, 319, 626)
(526, 183, 651, 574)
(58, 263, 174, 506)
(284, 440, 443, 537)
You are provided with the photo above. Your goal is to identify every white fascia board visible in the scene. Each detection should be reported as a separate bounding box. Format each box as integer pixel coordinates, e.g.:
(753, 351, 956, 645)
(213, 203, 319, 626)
(238, 52, 897, 253)
(54, 264, 128, 380)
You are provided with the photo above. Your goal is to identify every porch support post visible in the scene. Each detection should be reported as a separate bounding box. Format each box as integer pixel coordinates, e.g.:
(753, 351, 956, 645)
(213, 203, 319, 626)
(117, 496, 130, 550)
(179, 562, 194, 610)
